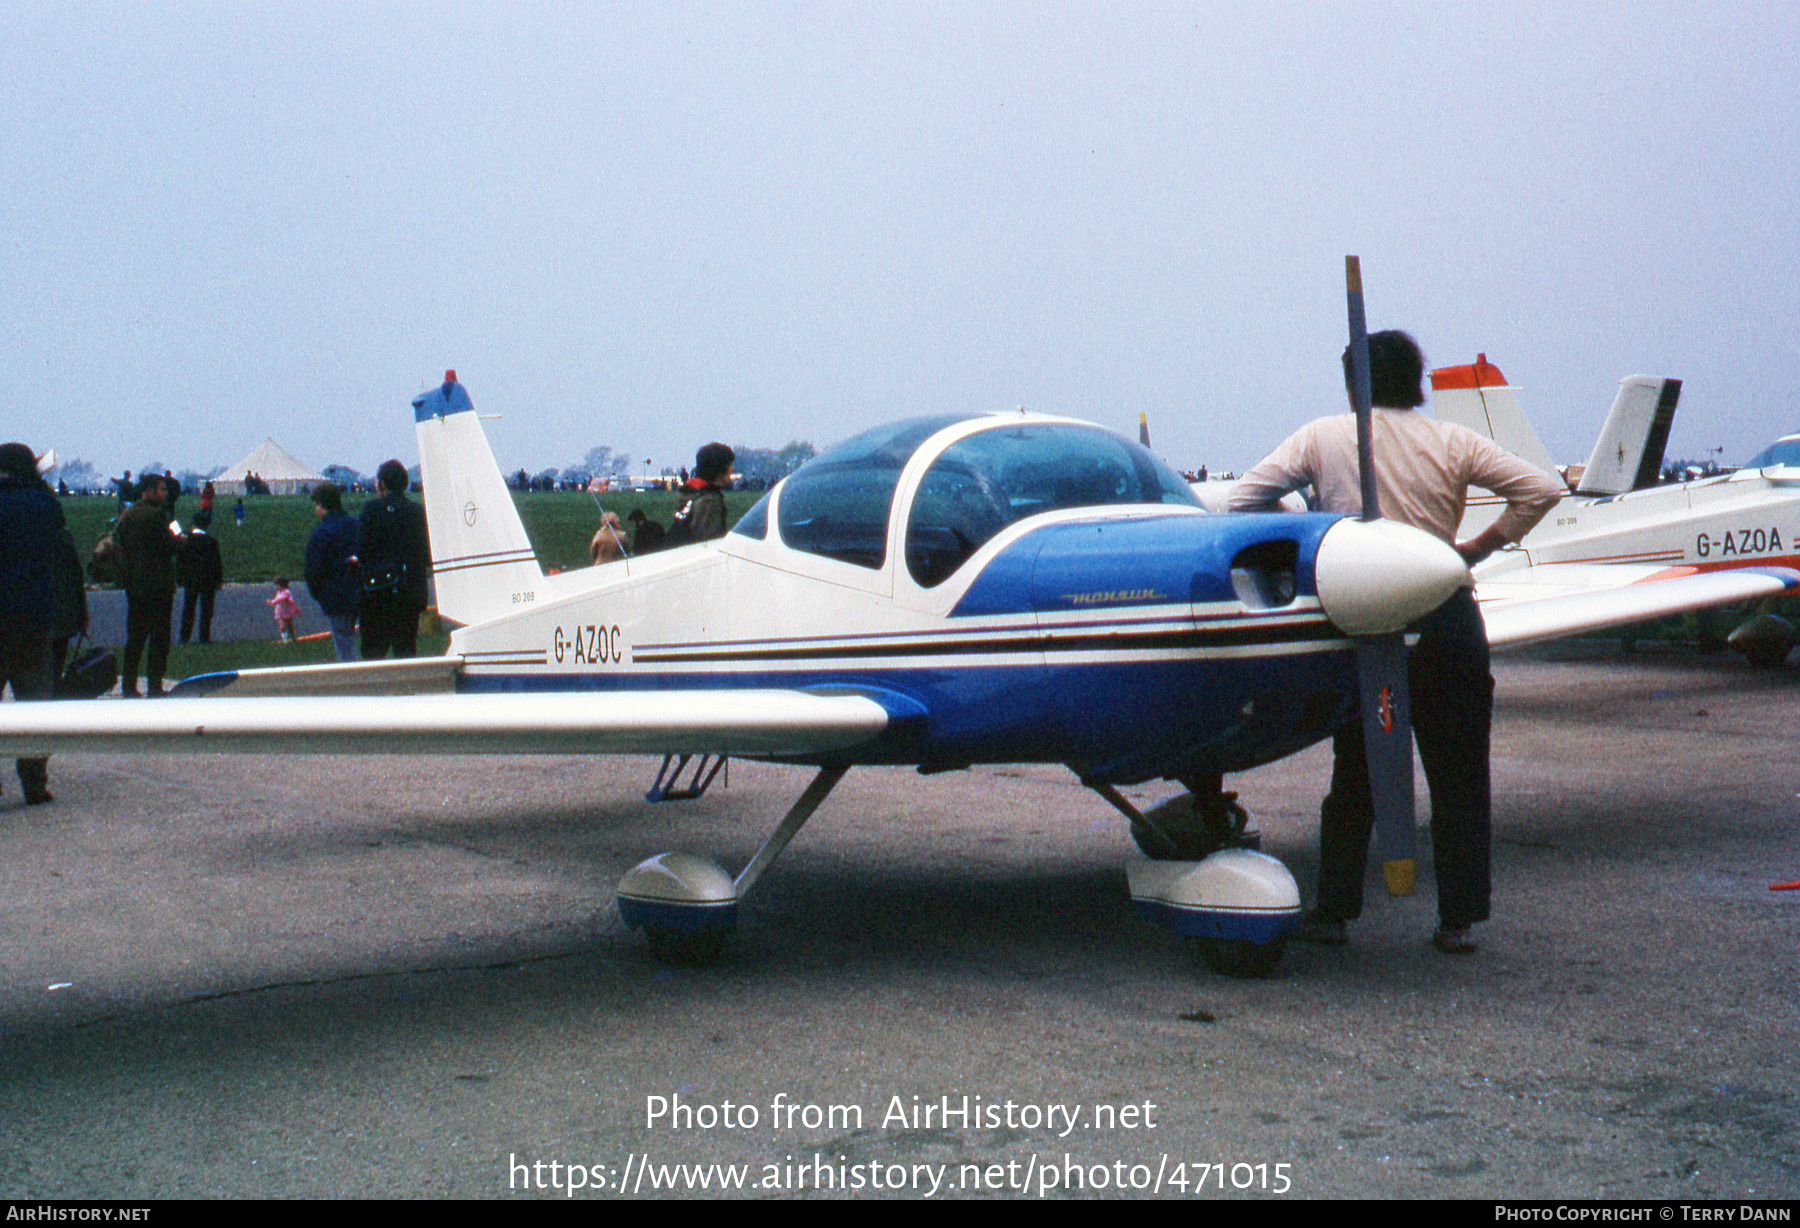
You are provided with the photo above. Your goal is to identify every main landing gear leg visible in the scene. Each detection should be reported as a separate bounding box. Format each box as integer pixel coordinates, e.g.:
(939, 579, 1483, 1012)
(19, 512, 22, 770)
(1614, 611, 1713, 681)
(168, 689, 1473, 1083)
(616, 766, 849, 967)
(1089, 772, 1258, 861)
(1087, 773, 1299, 979)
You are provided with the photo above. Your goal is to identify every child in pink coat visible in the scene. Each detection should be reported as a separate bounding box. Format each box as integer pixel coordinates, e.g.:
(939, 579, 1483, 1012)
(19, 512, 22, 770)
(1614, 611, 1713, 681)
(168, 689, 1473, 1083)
(269, 576, 300, 643)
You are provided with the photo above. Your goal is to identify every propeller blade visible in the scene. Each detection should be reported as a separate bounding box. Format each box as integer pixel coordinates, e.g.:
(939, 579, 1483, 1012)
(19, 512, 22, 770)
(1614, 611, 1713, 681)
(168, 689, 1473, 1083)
(1356, 630, 1416, 895)
(1345, 257, 1379, 522)
(1138, 411, 1151, 448)
(1345, 255, 1416, 896)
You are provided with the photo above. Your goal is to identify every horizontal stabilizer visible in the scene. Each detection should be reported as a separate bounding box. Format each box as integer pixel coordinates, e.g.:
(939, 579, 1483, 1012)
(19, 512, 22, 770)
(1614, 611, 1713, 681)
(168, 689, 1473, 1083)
(0, 689, 890, 758)
(172, 656, 459, 698)
(1480, 565, 1800, 648)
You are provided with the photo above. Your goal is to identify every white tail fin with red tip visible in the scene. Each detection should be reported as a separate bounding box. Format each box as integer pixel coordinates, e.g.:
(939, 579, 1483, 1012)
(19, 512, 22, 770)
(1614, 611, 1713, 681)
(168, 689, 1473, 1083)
(1428, 355, 1558, 475)
(1430, 355, 1561, 541)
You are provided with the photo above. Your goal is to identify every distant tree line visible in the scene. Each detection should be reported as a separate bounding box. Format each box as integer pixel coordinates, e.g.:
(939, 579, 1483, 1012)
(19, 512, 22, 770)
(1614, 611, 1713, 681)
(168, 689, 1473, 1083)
(730, 441, 817, 486)
(45, 437, 822, 499)
(502, 440, 818, 493)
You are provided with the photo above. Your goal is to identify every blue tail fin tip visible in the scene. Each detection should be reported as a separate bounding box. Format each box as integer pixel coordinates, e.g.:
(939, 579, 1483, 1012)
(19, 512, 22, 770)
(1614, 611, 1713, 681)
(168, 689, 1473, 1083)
(412, 377, 474, 423)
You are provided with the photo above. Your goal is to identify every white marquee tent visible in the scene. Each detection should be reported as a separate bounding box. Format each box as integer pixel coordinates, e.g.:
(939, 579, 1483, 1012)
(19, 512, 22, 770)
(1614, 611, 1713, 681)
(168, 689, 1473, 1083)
(212, 439, 326, 496)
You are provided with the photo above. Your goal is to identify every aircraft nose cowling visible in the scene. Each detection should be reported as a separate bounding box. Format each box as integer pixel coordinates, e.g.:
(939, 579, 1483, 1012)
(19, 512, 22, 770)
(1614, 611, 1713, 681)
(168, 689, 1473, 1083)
(1314, 518, 1470, 635)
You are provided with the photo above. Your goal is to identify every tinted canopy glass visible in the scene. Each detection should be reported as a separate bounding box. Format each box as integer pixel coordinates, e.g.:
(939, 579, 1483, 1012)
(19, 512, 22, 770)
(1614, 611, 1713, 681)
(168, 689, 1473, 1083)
(1744, 435, 1800, 469)
(905, 422, 1203, 587)
(777, 415, 976, 569)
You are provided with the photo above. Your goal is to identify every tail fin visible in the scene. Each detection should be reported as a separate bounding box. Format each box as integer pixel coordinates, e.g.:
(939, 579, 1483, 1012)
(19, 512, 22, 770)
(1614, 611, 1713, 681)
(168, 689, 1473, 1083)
(1428, 355, 1558, 475)
(1430, 354, 1562, 542)
(1574, 376, 1680, 495)
(412, 372, 542, 627)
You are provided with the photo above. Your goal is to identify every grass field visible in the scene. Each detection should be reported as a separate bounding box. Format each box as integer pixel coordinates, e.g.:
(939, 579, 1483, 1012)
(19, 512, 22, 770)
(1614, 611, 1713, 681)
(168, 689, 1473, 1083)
(61, 488, 769, 583)
(65, 488, 767, 679)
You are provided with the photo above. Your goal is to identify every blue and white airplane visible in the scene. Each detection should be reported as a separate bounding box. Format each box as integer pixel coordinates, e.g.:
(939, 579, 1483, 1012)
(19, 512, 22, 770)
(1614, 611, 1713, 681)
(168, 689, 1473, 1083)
(3, 369, 1794, 975)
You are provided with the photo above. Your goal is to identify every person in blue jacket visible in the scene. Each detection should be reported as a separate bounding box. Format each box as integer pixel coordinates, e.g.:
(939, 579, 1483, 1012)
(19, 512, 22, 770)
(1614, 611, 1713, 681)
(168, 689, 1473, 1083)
(305, 482, 361, 662)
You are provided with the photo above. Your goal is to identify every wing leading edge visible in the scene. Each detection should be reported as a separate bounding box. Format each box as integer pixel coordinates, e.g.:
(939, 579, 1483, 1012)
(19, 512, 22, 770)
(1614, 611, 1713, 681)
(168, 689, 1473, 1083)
(0, 689, 890, 759)
(1478, 563, 1800, 648)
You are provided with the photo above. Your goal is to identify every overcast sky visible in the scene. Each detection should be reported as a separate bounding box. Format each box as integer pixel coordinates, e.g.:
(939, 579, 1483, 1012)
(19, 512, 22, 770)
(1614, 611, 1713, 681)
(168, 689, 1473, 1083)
(3, 1, 1794, 481)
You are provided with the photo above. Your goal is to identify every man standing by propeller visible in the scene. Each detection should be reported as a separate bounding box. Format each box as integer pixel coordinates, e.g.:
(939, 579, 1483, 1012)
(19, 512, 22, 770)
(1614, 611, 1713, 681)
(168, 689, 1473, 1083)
(1231, 328, 1562, 954)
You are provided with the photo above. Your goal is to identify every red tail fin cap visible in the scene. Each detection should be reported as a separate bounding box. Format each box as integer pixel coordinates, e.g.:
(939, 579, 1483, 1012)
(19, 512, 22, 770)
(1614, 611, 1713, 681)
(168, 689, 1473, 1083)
(1430, 353, 1508, 390)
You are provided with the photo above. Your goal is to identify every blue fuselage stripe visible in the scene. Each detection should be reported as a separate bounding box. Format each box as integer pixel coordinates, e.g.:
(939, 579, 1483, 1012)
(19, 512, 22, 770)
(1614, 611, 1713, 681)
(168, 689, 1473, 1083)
(459, 645, 1358, 783)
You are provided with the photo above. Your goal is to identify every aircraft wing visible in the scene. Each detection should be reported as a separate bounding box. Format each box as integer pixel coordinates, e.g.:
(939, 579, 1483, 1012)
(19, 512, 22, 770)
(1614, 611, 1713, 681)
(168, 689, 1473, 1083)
(1477, 562, 1800, 648)
(0, 682, 891, 759)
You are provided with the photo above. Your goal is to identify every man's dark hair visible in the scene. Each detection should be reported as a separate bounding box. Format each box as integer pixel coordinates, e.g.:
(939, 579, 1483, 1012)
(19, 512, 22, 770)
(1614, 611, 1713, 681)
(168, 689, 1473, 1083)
(135, 473, 165, 499)
(376, 459, 409, 493)
(312, 481, 343, 512)
(694, 442, 735, 484)
(1342, 329, 1427, 409)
